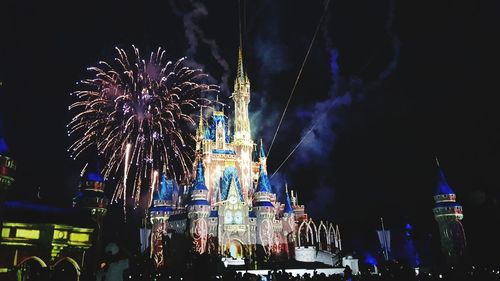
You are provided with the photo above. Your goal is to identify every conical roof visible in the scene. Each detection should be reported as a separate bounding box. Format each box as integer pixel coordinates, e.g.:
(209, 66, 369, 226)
(435, 158, 455, 196)
(154, 174, 176, 201)
(436, 168, 455, 196)
(256, 163, 272, 193)
(193, 160, 208, 191)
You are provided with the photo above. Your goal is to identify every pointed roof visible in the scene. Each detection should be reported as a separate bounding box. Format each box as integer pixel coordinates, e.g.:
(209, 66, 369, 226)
(256, 163, 272, 193)
(237, 46, 245, 82)
(435, 157, 455, 196)
(154, 173, 176, 201)
(260, 139, 266, 158)
(189, 160, 210, 206)
(227, 177, 242, 202)
(86, 172, 104, 183)
(193, 160, 208, 191)
(234, 46, 249, 91)
(220, 166, 243, 201)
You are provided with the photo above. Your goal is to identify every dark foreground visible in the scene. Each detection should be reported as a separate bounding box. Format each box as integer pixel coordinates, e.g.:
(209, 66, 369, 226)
(123, 264, 499, 281)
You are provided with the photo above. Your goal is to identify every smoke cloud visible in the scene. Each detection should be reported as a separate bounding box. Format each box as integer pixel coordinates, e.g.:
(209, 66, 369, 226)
(291, 48, 351, 167)
(169, 0, 231, 92)
(295, 0, 400, 217)
(379, 0, 400, 81)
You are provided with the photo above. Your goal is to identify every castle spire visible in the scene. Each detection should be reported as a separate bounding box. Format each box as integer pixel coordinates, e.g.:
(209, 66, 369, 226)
(260, 139, 266, 159)
(259, 138, 267, 169)
(237, 46, 245, 83)
(284, 183, 293, 214)
(193, 160, 207, 191)
(232, 4, 253, 203)
(198, 107, 204, 134)
(196, 107, 204, 151)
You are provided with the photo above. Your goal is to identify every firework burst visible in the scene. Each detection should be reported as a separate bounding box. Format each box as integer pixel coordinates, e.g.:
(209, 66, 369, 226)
(68, 46, 218, 207)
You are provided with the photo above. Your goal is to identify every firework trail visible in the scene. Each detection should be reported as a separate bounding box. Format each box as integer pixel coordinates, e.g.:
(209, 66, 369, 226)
(68, 46, 218, 208)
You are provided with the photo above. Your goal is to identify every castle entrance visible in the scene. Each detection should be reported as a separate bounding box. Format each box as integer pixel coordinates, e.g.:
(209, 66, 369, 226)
(226, 239, 243, 259)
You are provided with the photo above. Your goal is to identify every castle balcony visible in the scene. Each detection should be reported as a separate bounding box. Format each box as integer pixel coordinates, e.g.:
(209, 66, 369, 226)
(434, 193, 457, 204)
(223, 224, 247, 233)
(433, 205, 464, 220)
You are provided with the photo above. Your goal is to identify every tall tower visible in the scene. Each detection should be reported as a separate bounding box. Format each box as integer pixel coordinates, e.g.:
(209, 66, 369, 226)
(188, 160, 210, 254)
(232, 46, 254, 203)
(432, 159, 466, 264)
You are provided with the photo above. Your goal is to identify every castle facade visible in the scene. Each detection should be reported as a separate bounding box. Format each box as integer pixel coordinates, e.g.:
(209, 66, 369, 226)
(148, 47, 341, 268)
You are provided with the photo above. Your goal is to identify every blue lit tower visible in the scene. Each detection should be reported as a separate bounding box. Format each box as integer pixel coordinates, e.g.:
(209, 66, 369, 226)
(188, 159, 211, 254)
(253, 160, 275, 260)
(149, 173, 177, 268)
(432, 159, 466, 264)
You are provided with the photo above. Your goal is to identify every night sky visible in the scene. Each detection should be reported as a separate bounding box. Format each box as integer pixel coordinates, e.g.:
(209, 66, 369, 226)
(0, 0, 491, 264)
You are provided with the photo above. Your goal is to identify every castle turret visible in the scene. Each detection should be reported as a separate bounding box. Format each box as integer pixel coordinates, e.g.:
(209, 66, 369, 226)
(281, 184, 296, 258)
(253, 163, 275, 260)
(73, 171, 108, 218)
(432, 158, 466, 264)
(188, 160, 210, 254)
(149, 174, 177, 268)
(73, 169, 108, 273)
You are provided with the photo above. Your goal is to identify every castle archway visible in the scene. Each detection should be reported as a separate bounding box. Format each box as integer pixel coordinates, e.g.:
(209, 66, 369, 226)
(298, 220, 315, 247)
(52, 257, 80, 281)
(17, 256, 47, 281)
(318, 221, 328, 251)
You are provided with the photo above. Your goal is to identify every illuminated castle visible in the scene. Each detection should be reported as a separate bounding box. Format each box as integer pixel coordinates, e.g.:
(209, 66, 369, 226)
(147, 46, 342, 268)
(433, 159, 466, 265)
